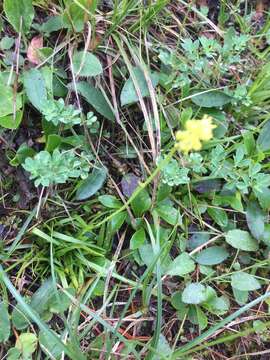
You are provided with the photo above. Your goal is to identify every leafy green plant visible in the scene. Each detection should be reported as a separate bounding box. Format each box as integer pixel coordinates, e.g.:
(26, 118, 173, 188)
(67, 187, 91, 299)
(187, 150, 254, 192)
(41, 98, 81, 126)
(22, 149, 90, 187)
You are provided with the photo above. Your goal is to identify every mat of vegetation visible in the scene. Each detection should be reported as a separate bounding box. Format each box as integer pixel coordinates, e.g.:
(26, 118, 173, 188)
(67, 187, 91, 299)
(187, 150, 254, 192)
(1, 0, 270, 359)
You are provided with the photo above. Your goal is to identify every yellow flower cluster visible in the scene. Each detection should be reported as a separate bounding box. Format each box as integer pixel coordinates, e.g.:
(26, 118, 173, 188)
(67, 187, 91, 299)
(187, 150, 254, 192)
(175, 115, 216, 153)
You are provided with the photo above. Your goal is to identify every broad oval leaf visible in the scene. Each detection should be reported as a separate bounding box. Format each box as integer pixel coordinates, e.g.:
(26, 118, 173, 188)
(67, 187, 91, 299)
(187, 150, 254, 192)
(191, 90, 232, 108)
(24, 69, 47, 111)
(0, 110, 23, 130)
(166, 252, 195, 277)
(0, 302, 10, 342)
(155, 200, 182, 226)
(188, 232, 210, 251)
(109, 211, 127, 234)
(12, 303, 30, 330)
(75, 81, 114, 121)
(0, 82, 22, 118)
(231, 272, 261, 291)
(98, 195, 122, 209)
(203, 295, 230, 315)
(15, 333, 38, 358)
(257, 120, 270, 152)
(4, 0, 34, 33)
(260, 224, 270, 246)
(130, 228, 146, 250)
(120, 67, 159, 106)
(131, 188, 151, 217)
(76, 167, 107, 201)
(73, 51, 103, 77)
(195, 246, 229, 265)
(182, 283, 208, 305)
(233, 287, 249, 305)
(207, 207, 228, 227)
(246, 201, 265, 240)
(225, 229, 258, 252)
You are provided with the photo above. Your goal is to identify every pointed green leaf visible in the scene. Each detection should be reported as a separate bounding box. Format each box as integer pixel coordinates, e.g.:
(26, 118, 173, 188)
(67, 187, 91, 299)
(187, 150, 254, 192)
(120, 67, 159, 106)
(72, 51, 103, 77)
(24, 69, 47, 111)
(76, 167, 107, 201)
(231, 272, 261, 291)
(4, 0, 34, 33)
(0, 302, 10, 342)
(130, 228, 146, 250)
(225, 229, 258, 252)
(75, 81, 114, 121)
(195, 246, 229, 266)
(166, 252, 195, 277)
(246, 201, 265, 240)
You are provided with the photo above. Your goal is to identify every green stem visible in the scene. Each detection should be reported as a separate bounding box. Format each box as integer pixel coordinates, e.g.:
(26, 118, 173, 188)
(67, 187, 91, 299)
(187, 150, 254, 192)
(179, 319, 270, 357)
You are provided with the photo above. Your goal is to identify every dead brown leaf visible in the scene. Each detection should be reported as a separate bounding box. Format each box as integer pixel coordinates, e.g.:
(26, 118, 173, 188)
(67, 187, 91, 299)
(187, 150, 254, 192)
(27, 35, 43, 65)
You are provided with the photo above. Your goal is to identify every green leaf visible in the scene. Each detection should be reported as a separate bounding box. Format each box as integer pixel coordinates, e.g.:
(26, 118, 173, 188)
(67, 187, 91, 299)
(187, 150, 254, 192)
(203, 295, 230, 315)
(207, 109, 228, 138)
(45, 134, 62, 153)
(24, 69, 47, 111)
(182, 283, 208, 305)
(139, 243, 171, 274)
(109, 211, 127, 234)
(15, 333, 38, 358)
(0, 110, 23, 130)
(195, 246, 229, 266)
(7, 348, 21, 360)
(166, 252, 195, 277)
(188, 232, 210, 251)
(47, 288, 75, 313)
(195, 306, 208, 331)
(243, 130, 256, 155)
(225, 229, 258, 252)
(131, 188, 151, 217)
(63, 3, 85, 32)
(10, 143, 36, 166)
(171, 292, 187, 311)
(191, 90, 232, 108)
(30, 278, 54, 317)
(260, 224, 270, 246)
(130, 228, 146, 250)
(153, 334, 172, 360)
(120, 67, 159, 106)
(12, 303, 30, 330)
(75, 81, 114, 121)
(40, 15, 67, 34)
(155, 200, 182, 226)
(0, 82, 22, 118)
(98, 195, 122, 209)
(257, 120, 270, 151)
(0, 36, 14, 50)
(75, 167, 107, 200)
(73, 51, 103, 77)
(3, 0, 34, 33)
(232, 287, 249, 305)
(39, 330, 62, 359)
(257, 187, 270, 210)
(0, 302, 10, 342)
(207, 207, 228, 227)
(246, 201, 265, 240)
(231, 272, 261, 291)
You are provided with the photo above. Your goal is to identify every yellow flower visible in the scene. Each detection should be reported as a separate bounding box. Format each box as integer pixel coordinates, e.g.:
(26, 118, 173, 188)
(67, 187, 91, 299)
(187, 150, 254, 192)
(175, 130, 202, 153)
(175, 115, 216, 153)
